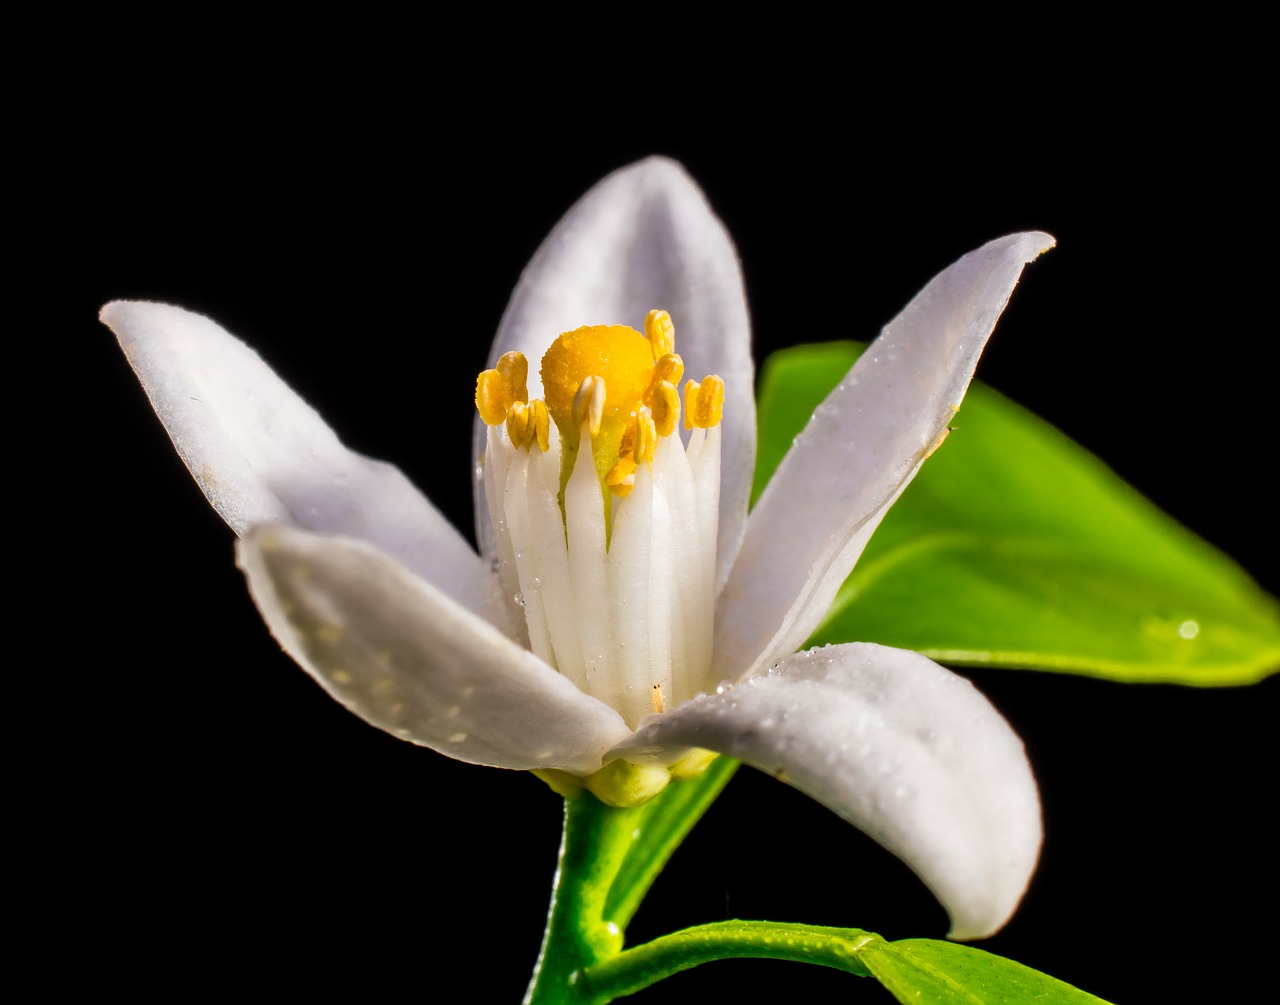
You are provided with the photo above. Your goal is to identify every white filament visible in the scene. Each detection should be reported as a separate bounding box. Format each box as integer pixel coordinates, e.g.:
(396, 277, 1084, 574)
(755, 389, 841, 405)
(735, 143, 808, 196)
(483, 420, 722, 728)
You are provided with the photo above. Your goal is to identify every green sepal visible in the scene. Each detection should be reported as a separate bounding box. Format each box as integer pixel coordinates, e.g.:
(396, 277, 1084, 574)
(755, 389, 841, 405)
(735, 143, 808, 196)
(754, 342, 1280, 685)
(604, 754, 737, 928)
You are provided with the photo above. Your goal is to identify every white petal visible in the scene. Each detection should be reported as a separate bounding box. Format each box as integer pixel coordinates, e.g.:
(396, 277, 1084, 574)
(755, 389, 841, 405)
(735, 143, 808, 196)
(475, 158, 754, 588)
(103, 301, 512, 632)
(614, 643, 1041, 940)
(714, 233, 1055, 681)
(237, 523, 631, 774)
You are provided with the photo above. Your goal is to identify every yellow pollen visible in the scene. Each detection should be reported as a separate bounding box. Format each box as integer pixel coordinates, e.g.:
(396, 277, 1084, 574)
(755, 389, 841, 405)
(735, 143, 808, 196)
(541, 325, 654, 437)
(683, 375, 725, 430)
(644, 309, 676, 359)
(542, 323, 665, 496)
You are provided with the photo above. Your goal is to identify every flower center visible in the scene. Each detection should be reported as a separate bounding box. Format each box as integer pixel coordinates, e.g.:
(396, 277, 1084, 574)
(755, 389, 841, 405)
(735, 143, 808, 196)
(475, 311, 725, 732)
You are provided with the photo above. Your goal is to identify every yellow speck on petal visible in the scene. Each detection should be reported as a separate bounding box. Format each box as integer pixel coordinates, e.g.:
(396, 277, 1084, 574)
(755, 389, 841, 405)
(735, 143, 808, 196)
(923, 424, 952, 461)
(317, 624, 343, 644)
(330, 669, 352, 686)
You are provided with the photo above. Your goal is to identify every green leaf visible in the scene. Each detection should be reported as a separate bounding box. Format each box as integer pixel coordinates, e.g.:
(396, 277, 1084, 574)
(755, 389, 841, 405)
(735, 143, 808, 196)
(754, 342, 1280, 685)
(584, 923, 1112, 1004)
(860, 938, 1112, 1005)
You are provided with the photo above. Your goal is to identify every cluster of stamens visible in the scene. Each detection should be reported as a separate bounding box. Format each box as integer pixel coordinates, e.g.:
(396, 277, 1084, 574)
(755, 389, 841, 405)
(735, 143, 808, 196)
(474, 310, 725, 739)
(477, 310, 724, 509)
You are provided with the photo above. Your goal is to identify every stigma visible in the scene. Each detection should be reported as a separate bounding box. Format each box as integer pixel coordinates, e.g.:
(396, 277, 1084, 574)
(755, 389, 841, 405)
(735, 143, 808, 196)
(476, 310, 724, 731)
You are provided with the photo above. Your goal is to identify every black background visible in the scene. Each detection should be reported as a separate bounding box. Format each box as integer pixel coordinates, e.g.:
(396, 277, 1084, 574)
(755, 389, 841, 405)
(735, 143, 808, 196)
(13, 36, 1275, 1003)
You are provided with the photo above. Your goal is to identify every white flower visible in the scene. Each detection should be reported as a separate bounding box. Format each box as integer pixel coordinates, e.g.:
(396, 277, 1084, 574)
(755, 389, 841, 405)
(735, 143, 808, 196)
(102, 158, 1052, 941)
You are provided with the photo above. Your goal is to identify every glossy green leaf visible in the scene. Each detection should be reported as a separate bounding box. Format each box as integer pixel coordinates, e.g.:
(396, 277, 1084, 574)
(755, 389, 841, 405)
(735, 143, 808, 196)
(584, 923, 1111, 1004)
(860, 938, 1112, 1005)
(754, 343, 1280, 684)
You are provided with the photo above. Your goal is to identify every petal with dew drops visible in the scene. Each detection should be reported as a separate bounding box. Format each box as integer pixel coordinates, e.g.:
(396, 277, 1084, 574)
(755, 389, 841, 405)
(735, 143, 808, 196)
(102, 301, 512, 633)
(613, 642, 1041, 941)
(476, 157, 755, 589)
(237, 523, 632, 774)
(715, 233, 1055, 682)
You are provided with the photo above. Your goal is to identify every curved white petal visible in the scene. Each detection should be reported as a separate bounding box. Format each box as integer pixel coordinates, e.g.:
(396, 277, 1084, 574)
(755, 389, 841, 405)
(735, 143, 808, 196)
(614, 643, 1041, 940)
(714, 233, 1055, 681)
(475, 157, 754, 587)
(103, 301, 512, 632)
(237, 523, 632, 774)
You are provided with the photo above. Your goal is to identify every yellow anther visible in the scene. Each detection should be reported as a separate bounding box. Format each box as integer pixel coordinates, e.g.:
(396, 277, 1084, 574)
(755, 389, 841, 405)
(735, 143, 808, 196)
(571, 376, 606, 437)
(649, 380, 679, 438)
(476, 351, 530, 426)
(529, 399, 551, 452)
(644, 309, 676, 359)
(506, 401, 531, 448)
(496, 351, 529, 403)
(476, 370, 509, 426)
(633, 408, 657, 464)
(651, 352, 684, 390)
(683, 375, 725, 430)
(605, 456, 637, 496)
(506, 399, 550, 452)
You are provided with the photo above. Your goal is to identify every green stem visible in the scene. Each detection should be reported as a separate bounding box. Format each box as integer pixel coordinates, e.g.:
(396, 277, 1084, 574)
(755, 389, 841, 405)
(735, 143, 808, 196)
(523, 793, 643, 1005)
(579, 922, 877, 1001)
(605, 756, 737, 928)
